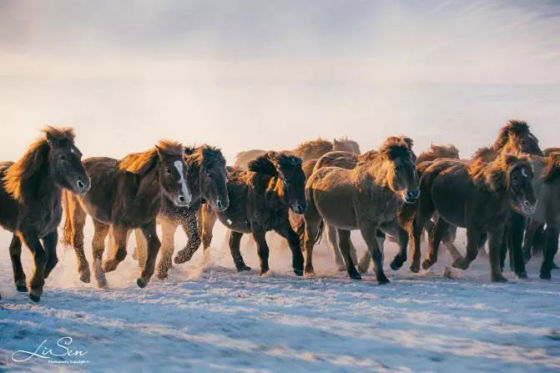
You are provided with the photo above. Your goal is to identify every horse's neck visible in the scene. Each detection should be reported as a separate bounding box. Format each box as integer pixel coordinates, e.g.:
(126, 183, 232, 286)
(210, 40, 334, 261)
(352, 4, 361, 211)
(22, 160, 61, 205)
(136, 166, 163, 209)
(367, 156, 391, 188)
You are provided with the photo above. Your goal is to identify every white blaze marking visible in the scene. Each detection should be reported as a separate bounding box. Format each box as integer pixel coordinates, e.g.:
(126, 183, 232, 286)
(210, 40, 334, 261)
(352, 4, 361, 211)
(227, 219, 232, 225)
(174, 160, 192, 205)
(521, 168, 528, 177)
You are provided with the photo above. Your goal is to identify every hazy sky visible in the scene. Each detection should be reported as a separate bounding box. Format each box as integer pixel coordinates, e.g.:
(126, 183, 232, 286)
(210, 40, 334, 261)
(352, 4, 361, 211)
(1, 0, 559, 161)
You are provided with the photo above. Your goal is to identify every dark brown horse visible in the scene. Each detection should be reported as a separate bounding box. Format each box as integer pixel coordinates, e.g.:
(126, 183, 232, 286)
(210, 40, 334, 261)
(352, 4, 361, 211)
(134, 145, 229, 279)
(199, 151, 307, 275)
(62, 140, 191, 289)
(405, 153, 537, 282)
(303, 137, 419, 283)
(0, 127, 90, 301)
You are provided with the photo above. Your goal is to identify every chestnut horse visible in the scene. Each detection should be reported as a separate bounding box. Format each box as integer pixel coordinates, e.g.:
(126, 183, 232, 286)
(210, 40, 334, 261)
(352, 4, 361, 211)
(134, 145, 229, 279)
(405, 153, 536, 282)
(199, 152, 307, 276)
(303, 136, 419, 284)
(62, 140, 191, 289)
(0, 127, 90, 301)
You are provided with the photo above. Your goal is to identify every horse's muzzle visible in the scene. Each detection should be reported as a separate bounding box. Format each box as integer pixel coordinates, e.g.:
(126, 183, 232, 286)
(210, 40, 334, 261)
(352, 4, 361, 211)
(404, 189, 420, 204)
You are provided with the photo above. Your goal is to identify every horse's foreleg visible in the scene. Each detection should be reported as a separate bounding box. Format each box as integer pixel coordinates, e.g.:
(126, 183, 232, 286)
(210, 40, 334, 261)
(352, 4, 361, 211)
(155, 219, 178, 279)
(423, 218, 448, 270)
(338, 229, 361, 280)
(137, 221, 160, 288)
(42, 231, 59, 279)
(325, 224, 345, 271)
(453, 228, 482, 271)
(252, 225, 270, 275)
(9, 235, 27, 292)
(359, 221, 389, 284)
(67, 201, 90, 283)
(133, 228, 147, 268)
(19, 229, 47, 302)
(358, 230, 384, 273)
(173, 213, 200, 264)
(522, 219, 540, 263)
(540, 226, 559, 280)
(275, 222, 304, 276)
(201, 204, 217, 253)
(509, 212, 527, 279)
(380, 220, 408, 271)
(442, 225, 463, 262)
(488, 229, 508, 282)
(91, 220, 110, 288)
(229, 230, 250, 272)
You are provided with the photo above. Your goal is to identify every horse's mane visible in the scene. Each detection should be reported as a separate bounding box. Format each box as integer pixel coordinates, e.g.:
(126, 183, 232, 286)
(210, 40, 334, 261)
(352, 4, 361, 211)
(186, 145, 226, 170)
(543, 152, 560, 182)
(119, 140, 183, 174)
(248, 151, 301, 177)
(4, 126, 75, 201)
(417, 144, 459, 164)
(357, 150, 378, 163)
(378, 136, 414, 160)
(334, 136, 360, 153)
(471, 146, 498, 162)
(543, 147, 560, 157)
(469, 153, 530, 192)
(294, 138, 333, 157)
(492, 120, 531, 152)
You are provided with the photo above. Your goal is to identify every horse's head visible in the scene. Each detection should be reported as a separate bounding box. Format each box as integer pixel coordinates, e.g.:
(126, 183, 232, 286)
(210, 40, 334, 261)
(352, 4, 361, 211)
(380, 136, 419, 204)
(494, 120, 543, 156)
(156, 140, 192, 207)
(333, 137, 361, 155)
(194, 145, 229, 212)
(45, 127, 90, 195)
(249, 152, 307, 214)
(502, 154, 537, 215)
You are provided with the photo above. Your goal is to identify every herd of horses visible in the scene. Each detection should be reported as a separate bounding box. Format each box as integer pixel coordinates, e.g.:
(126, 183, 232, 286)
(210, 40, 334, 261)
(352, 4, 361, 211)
(0, 121, 559, 302)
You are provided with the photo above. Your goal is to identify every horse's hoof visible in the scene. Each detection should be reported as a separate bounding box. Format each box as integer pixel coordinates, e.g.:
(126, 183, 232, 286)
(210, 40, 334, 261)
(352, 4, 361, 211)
(422, 259, 435, 270)
(540, 272, 552, 280)
(260, 269, 271, 277)
(390, 257, 405, 271)
(357, 263, 369, 273)
(16, 284, 28, 293)
(156, 272, 168, 281)
(304, 270, 316, 279)
(236, 265, 251, 272)
(515, 271, 528, 279)
(101, 260, 117, 273)
(491, 275, 508, 283)
(294, 268, 304, 277)
(174, 250, 193, 264)
(409, 263, 420, 273)
(137, 278, 147, 288)
(79, 272, 91, 284)
(377, 276, 391, 285)
(452, 259, 468, 270)
(29, 293, 41, 302)
(348, 272, 361, 280)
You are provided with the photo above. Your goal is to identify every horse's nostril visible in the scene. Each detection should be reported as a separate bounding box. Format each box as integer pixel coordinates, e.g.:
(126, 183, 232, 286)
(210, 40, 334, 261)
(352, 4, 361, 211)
(523, 200, 532, 208)
(217, 200, 223, 208)
(77, 180, 85, 189)
(178, 195, 185, 202)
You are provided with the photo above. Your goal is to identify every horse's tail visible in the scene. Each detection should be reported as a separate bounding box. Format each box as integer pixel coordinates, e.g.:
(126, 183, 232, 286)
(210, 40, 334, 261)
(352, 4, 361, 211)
(61, 191, 74, 247)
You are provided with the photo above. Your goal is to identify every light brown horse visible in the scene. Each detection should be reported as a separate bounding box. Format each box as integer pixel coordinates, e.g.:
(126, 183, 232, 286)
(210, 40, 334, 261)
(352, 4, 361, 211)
(234, 137, 361, 168)
(0, 127, 90, 301)
(199, 152, 307, 275)
(62, 140, 191, 289)
(303, 136, 419, 284)
(404, 153, 537, 282)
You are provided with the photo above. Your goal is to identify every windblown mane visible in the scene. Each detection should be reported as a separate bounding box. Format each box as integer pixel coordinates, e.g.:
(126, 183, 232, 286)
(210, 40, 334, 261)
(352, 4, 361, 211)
(417, 144, 459, 164)
(543, 147, 560, 157)
(294, 138, 333, 158)
(119, 140, 183, 174)
(378, 136, 414, 160)
(4, 126, 75, 201)
(492, 120, 531, 152)
(471, 146, 498, 162)
(186, 145, 226, 170)
(544, 152, 560, 181)
(334, 136, 361, 154)
(469, 154, 530, 192)
(357, 150, 378, 164)
(248, 151, 301, 176)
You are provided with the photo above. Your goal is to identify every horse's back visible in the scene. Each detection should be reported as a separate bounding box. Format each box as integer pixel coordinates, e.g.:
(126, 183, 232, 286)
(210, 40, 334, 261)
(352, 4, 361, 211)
(0, 161, 18, 231)
(80, 157, 121, 222)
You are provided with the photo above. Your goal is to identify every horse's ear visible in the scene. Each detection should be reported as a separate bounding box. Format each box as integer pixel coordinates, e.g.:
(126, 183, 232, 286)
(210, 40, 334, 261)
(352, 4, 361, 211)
(155, 145, 165, 161)
(45, 132, 60, 148)
(402, 136, 414, 150)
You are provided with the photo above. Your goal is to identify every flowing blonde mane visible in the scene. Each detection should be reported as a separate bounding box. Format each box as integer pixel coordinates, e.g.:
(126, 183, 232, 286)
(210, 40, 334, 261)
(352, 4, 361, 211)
(119, 140, 183, 174)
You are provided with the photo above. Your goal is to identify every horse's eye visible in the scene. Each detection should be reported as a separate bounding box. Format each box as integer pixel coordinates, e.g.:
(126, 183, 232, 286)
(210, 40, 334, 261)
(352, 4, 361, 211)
(208, 173, 214, 178)
(60, 155, 67, 161)
(165, 167, 172, 174)
(395, 166, 401, 172)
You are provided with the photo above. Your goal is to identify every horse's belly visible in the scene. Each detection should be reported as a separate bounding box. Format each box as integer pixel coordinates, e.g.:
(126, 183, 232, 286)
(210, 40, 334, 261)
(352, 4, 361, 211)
(313, 185, 357, 230)
(431, 182, 467, 228)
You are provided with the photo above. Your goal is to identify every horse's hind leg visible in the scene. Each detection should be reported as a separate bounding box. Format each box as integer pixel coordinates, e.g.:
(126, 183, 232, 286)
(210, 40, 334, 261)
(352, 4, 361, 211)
(442, 225, 463, 262)
(91, 220, 110, 288)
(43, 231, 59, 279)
(522, 220, 541, 263)
(252, 226, 271, 275)
(102, 225, 129, 273)
(325, 224, 345, 271)
(65, 199, 90, 283)
(275, 221, 304, 276)
(138, 221, 161, 288)
(359, 221, 389, 284)
(509, 212, 527, 279)
(155, 218, 179, 279)
(381, 220, 408, 271)
(229, 230, 250, 272)
(134, 228, 147, 268)
(175, 213, 201, 265)
(488, 229, 508, 282)
(453, 228, 482, 271)
(338, 229, 361, 280)
(358, 230, 385, 273)
(9, 235, 27, 292)
(422, 218, 449, 270)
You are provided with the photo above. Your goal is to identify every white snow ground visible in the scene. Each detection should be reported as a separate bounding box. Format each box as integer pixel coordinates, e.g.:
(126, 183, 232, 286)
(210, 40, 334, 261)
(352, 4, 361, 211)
(1, 224, 559, 373)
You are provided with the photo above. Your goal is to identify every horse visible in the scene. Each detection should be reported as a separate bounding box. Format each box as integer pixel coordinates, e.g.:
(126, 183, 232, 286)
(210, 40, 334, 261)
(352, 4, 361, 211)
(62, 140, 191, 289)
(0, 127, 90, 301)
(133, 145, 229, 279)
(302, 136, 419, 284)
(198, 151, 307, 276)
(233, 137, 361, 168)
(404, 153, 537, 282)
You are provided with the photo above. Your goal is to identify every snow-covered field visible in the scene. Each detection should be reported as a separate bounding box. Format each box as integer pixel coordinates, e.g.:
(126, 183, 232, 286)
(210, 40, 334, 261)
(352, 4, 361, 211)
(1, 224, 559, 373)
